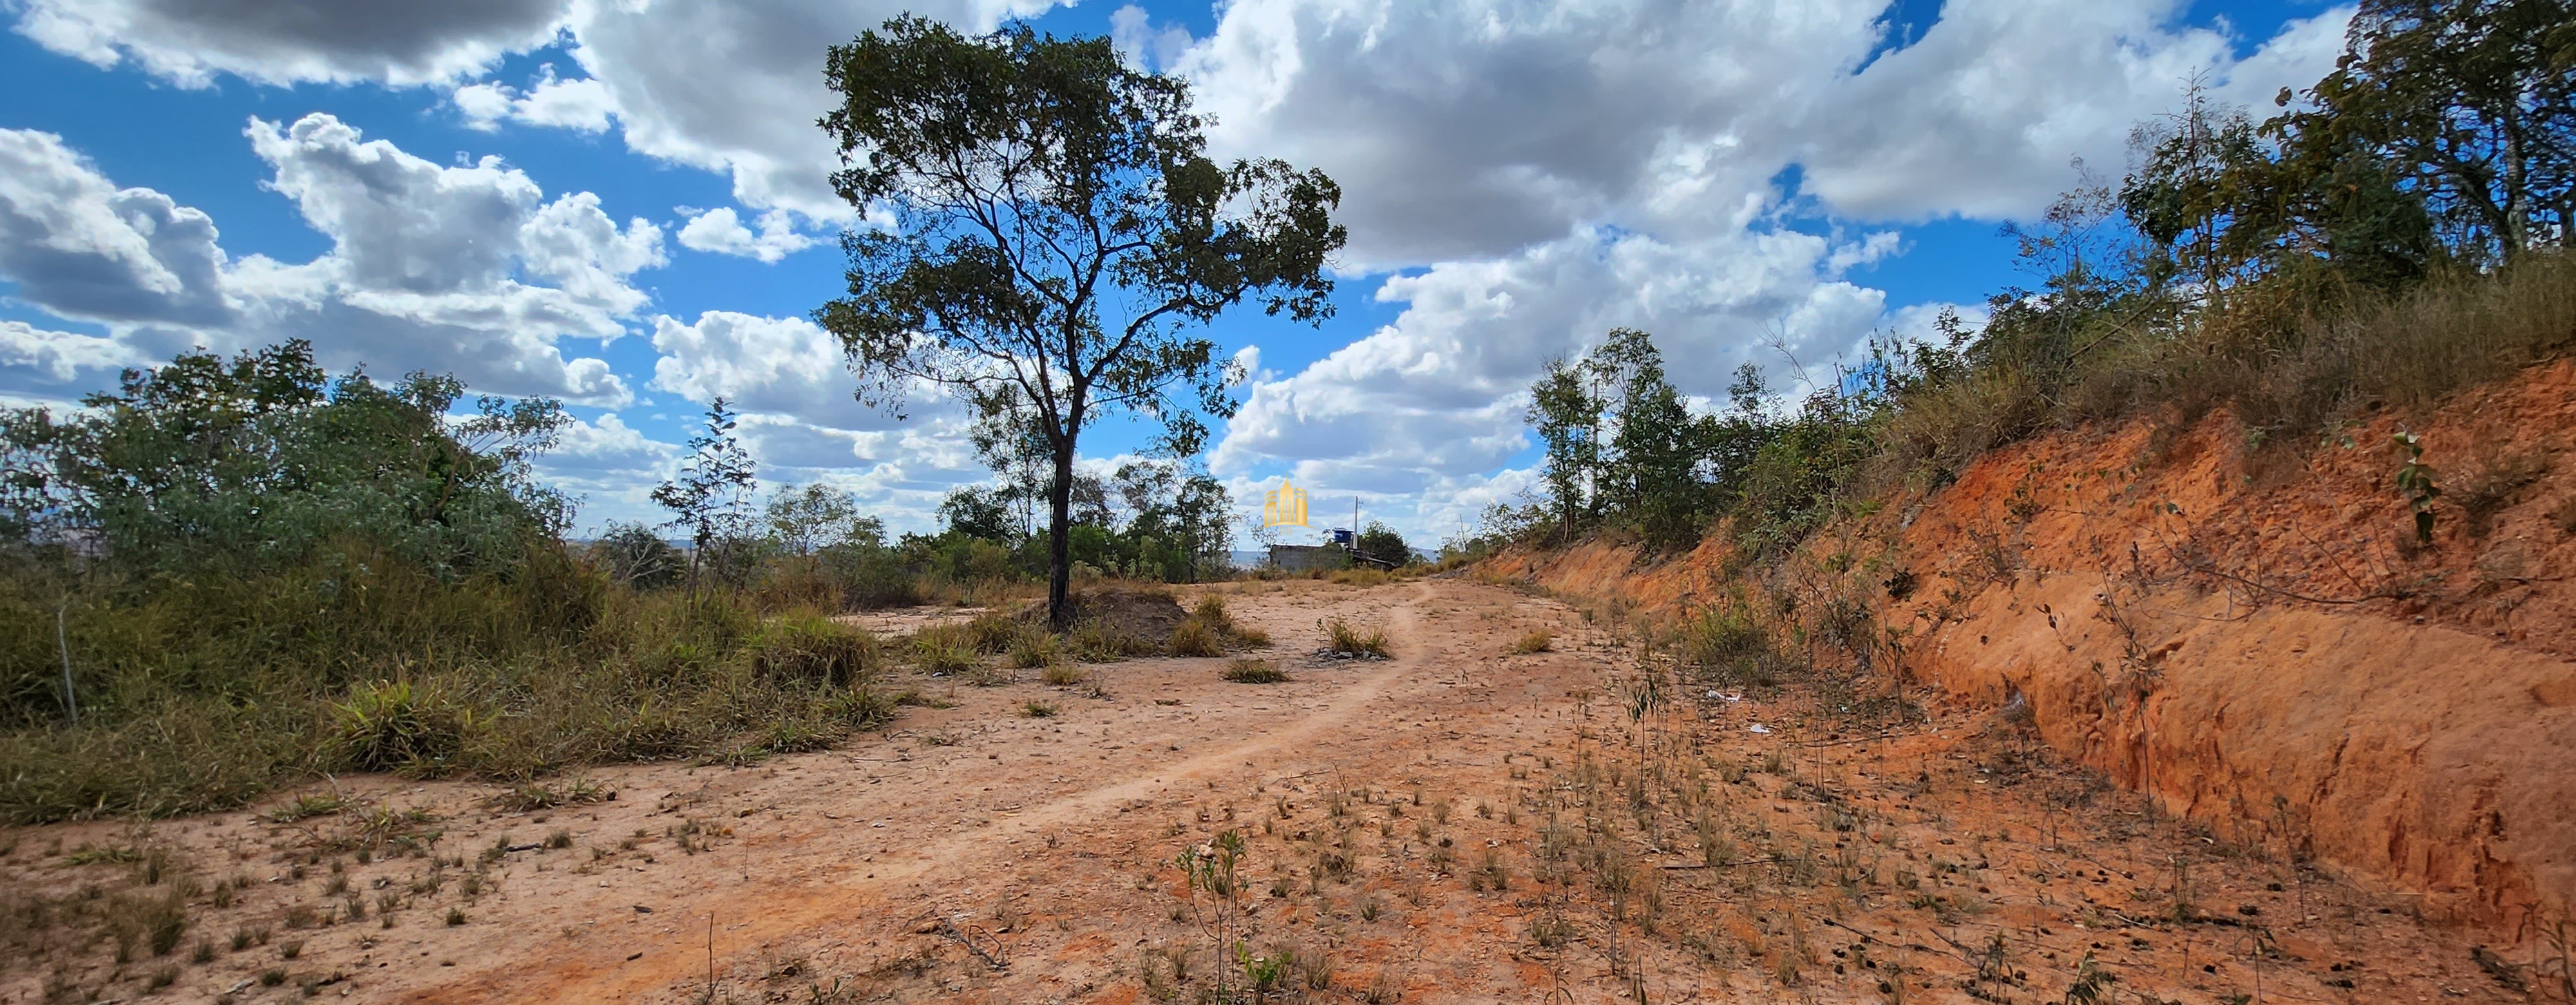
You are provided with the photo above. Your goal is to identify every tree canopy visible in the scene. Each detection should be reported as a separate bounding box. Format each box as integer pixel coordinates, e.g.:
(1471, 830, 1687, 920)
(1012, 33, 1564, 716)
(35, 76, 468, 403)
(0, 341, 568, 581)
(815, 15, 1345, 624)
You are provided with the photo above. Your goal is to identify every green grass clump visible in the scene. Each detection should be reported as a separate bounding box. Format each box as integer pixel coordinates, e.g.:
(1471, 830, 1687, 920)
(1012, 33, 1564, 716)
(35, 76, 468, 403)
(744, 613, 876, 685)
(910, 623, 977, 674)
(331, 681, 476, 776)
(965, 611, 1028, 655)
(1003, 630, 1064, 669)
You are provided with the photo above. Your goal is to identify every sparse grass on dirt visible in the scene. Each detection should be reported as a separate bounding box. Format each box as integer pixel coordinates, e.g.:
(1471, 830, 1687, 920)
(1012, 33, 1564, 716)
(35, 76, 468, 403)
(1506, 629, 1553, 654)
(0, 578, 2531, 1005)
(488, 778, 612, 813)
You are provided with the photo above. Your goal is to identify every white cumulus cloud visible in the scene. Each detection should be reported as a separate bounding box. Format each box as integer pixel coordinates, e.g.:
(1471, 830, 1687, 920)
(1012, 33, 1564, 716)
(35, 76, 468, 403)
(675, 207, 819, 263)
(453, 65, 618, 133)
(0, 116, 663, 406)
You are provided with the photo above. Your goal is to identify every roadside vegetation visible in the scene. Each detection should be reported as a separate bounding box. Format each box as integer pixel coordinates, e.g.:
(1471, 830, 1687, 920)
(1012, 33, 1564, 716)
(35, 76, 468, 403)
(0, 336, 1267, 823)
(1461, 0, 2573, 579)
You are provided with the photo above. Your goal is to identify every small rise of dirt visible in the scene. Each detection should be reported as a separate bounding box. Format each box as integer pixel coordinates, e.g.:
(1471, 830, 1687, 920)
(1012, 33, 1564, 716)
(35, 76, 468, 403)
(1019, 584, 1189, 640)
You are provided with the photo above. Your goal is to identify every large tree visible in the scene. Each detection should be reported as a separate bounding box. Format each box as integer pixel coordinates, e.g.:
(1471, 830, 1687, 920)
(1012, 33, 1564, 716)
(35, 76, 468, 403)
(2273, 0, 2571, 263)
(1526, 356, 1604, 542)
(817, 17, 1345, 626)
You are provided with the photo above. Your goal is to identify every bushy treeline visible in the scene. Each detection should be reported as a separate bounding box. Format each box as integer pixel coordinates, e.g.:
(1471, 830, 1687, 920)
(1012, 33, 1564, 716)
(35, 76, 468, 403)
(933, 455, 1236, 585)
(0, 344, 905, 821)
(0, 339, 1244, 823)
(1476, 0, 2576, 561)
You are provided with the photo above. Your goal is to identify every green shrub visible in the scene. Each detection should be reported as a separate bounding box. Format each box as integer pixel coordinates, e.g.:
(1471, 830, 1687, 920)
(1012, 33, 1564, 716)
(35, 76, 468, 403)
(1681, 604, 1785, 687)
(819, 543, 923, 608)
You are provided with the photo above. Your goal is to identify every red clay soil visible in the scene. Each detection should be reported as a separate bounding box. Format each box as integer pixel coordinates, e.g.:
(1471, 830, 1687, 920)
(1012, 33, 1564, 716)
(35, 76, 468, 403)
(1, 578, 2553, 1002)
(1499, 359, 2576, 967)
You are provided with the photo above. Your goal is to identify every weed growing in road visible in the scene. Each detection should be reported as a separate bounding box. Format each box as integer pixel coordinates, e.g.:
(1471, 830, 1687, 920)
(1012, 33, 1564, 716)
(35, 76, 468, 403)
(1223, 659, 1289, 684)
(1022, 700, 1060, 718)
(1508, 629, 1555, 654)
(490, 777, 612, 813)
(1323, 618, 1390, 658)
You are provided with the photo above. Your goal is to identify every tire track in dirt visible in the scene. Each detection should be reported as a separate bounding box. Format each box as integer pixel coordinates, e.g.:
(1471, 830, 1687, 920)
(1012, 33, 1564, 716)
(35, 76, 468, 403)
(414, 582, 1456, 1003)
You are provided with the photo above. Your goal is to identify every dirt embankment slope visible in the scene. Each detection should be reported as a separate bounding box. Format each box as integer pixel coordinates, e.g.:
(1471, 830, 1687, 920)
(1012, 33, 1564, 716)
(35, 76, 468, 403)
(1497, 359, 2576, 935)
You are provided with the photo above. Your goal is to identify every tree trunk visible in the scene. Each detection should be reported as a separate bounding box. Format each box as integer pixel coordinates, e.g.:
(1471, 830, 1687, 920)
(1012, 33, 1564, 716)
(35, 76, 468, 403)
(1046, 436, 1077, 630)
(2501, 99, 2527, 257)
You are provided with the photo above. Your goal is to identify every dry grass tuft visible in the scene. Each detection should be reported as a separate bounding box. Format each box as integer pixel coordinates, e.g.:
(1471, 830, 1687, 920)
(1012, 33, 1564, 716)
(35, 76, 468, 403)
(1222, 658, 1289, 684)
(1327, 568, 1392, 587)
(1321, 618, 1390, 658)
(1071, 620, 1157, 663)
(1003, 630, 1065, 669)
(1168, 619, 1223, 657)
(1506, 629, 1553, 655)
(910, 624, 978, 674)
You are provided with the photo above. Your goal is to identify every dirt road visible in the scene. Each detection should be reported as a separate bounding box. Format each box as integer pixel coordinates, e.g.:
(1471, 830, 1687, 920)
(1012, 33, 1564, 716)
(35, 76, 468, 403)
(0, 577, 2541, 1003)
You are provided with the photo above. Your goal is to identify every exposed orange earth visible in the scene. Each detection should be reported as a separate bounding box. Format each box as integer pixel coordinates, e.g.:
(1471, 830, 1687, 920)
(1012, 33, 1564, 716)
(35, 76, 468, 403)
(1, 573, 2553, 1002)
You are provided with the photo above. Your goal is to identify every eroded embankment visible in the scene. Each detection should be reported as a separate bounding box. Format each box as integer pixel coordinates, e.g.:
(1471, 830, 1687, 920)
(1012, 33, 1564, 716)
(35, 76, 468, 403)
(1493, 359, 2576, 936)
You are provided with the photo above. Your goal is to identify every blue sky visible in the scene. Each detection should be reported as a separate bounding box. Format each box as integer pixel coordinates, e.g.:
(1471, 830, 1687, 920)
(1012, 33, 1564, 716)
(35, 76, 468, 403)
(0, 0, 2352, 544)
